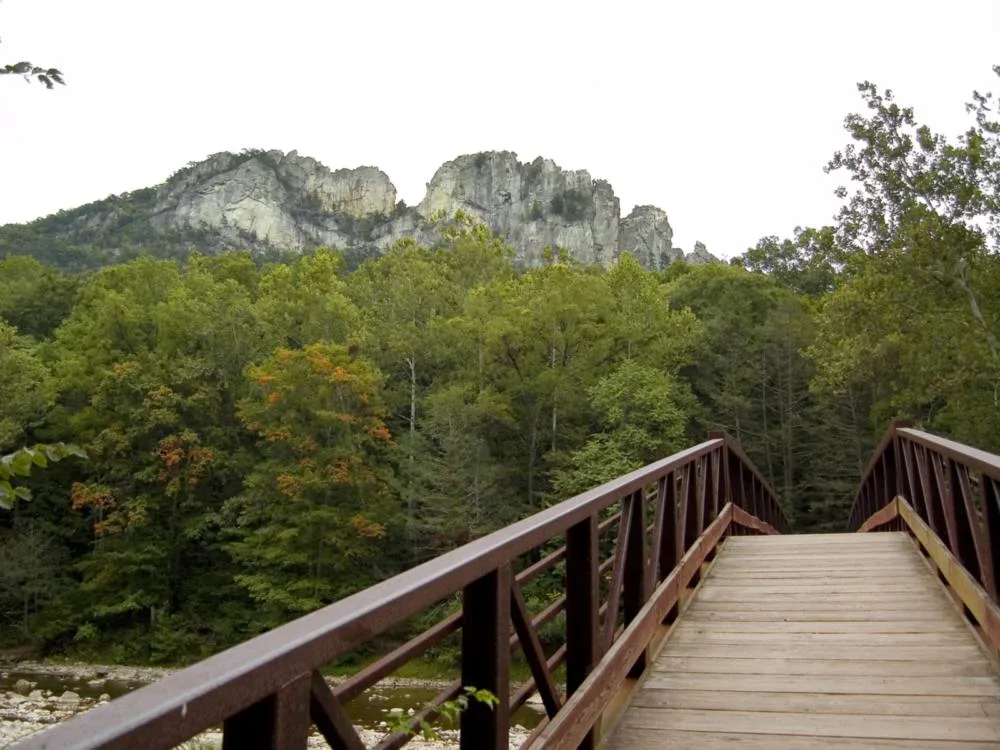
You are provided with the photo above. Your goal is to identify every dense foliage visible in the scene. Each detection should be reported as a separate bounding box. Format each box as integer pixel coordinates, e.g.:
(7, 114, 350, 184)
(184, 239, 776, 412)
(2, 68, 999, 664)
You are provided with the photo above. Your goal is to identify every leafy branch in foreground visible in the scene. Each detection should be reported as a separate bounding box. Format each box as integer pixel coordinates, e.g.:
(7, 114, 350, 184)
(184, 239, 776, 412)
(1, 60, 64, 88)
(386, 687, 499, 741)
(0, 442, 86, 508)
(0, 34, 64, 88)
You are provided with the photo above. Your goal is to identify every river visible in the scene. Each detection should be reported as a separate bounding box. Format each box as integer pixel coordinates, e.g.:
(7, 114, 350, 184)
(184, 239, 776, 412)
(0, 663, 543, 748)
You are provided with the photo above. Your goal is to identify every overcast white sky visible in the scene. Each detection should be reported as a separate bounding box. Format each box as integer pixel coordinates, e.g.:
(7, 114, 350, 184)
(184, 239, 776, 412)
(1, 0, 998, 258)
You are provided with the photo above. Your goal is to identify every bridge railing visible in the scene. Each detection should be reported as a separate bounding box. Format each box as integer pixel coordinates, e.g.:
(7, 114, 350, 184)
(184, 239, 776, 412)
(15, 432, 786, 750)
(849, 419, 1000, 652)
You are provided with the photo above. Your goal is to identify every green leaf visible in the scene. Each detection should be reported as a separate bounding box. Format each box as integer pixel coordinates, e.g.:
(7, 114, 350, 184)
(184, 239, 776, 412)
(10, 451, 33, 476)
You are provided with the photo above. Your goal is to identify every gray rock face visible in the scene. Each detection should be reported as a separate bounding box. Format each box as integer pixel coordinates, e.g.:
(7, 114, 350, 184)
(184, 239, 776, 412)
(21, 150, 721, 271)
(415, 152, 620, 266)
(152, 150, 396, 252)
(619, 206, 680, 270)
(685, 241, 718, 265)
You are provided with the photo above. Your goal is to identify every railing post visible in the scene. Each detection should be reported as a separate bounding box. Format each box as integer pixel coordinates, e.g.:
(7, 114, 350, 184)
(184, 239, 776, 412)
(711, 432, 733, 506)
(890, 420, 910, 501)
(623, 489, 649, 676)
(460, 565, 511, 750)
(656, 473, 679, 582)
(982, 477, 1000, 604)
(566, 515, 599, 750)
(222, 673, 311, 750)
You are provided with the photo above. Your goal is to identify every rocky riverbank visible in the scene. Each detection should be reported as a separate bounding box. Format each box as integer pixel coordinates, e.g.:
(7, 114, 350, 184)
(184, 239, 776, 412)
(0, 662, 533, 749)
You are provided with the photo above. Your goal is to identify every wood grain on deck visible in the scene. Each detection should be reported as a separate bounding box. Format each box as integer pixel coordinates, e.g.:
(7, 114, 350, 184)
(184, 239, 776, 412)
(605, 532, 1000, 748)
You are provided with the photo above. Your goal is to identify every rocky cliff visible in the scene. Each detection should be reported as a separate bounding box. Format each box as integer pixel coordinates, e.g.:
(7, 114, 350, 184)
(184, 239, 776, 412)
(0, 149, 718, 271)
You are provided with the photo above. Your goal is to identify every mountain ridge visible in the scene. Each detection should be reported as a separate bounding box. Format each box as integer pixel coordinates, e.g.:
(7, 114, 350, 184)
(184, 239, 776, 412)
(0, 149, 718, 271)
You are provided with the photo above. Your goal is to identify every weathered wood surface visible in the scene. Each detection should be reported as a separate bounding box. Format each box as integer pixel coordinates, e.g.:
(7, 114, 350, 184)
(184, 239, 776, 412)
(605, 531, 1000, 748)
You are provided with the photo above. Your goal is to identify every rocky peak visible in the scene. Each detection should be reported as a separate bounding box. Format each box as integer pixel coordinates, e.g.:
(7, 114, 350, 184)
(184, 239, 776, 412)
(618, 205, 679, 270)
(152, 150, 397, 250)
(416, 152, 620, 266)
(685, 241, 718, 265)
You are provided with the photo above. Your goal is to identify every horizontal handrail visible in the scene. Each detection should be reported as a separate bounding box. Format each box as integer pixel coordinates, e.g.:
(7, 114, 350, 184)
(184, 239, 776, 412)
(15, 432, 786, 750)
(851, 421, 1000, 652)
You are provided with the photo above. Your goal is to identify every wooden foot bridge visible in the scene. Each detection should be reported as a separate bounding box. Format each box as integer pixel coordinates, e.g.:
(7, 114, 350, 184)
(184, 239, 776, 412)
(15, 422, 1000, 749)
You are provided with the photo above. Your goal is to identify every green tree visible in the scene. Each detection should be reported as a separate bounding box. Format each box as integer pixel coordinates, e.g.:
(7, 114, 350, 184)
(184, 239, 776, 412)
(255, 248, 359, 349)
(44, 257, 266, 658)
(227, 344, 399, 627)
(0, 256, 79, 338)
(554, 361, 688, 495)
(736, 226, 840, 297)
(0, 321, 50, 449)
(665, 264, 813, 523)
(811, 66, 1000, 450)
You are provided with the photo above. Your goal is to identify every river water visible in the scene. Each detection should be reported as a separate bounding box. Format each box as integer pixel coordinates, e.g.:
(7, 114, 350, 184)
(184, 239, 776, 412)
(0, 669, 545, 731)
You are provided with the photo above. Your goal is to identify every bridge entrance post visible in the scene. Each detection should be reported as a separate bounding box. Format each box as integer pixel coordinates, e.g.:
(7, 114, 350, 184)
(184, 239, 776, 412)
(566, 515, 600, 749)
(460, 565, 511, 750)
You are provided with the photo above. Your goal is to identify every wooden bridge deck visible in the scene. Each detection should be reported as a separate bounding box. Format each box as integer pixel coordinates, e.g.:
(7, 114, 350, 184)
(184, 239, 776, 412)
(606, 531, 1000, 748)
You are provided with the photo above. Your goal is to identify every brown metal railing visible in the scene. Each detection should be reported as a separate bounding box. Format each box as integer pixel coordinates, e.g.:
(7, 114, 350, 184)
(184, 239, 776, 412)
(850, 419, 1000, 652)
(14, 433, 786, 750)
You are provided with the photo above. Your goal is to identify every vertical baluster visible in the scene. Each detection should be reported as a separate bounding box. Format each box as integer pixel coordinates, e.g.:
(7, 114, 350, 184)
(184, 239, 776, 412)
(682, 463, 699, 551)
(917, 445, 947, 538)
(932, 452, 962, 557)
(981, 477, 1000, 604)
(738, 460, 748, 515)
(948, 459, 988, 592)
(650, 475, 674, 589)
(902, 440, 927, 523)
(727, 450, 744, 512)
(709, 448, 722, 522)
(623, 488, 649, 676)
(566, 515, 599, 750)
(875, 454, 885, 511)
(696, 456, 708, 535)
(714, 435, 733, 513)
(460, 566, 511, 750)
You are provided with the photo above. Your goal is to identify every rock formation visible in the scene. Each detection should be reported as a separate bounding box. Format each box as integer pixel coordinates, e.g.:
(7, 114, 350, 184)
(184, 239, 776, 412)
(1, 150, 720, 270)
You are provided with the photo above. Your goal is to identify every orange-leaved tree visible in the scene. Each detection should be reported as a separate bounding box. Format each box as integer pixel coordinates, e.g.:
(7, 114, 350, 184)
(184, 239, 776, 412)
(228, 343, 400, 627)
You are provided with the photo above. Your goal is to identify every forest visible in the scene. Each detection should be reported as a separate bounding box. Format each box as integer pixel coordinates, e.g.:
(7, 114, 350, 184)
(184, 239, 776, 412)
(1, 68, 999, 666)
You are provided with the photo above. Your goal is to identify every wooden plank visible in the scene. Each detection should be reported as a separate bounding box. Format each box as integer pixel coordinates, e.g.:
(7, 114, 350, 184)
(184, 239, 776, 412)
(723, 533, 911, 543)
(697, 583, 938, 594)
(628, 689, 1000, 717)
(668, 629, 975, 645)
(684, 604, 957, 632)
(704, 570, 932, 580)
(675, 614, 969, 643)
(707, 563, 928, 572)
(664, 643, 987, 662)
(604, 531, 1000, 750)
(722, 536, 913, 546)
(617, 707, 1000, 742)
(708, 561, 929, 571)
(689, 593, 949, 606)
(721, 552, 917, 560)
(685, 601, 951, 613)
(713, 549, 921, 558)
(607, 727, 1000, 749)
(643, 672, 1000, 697)
(653, 656, 996, 677)
(712, 548, 918, 557)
